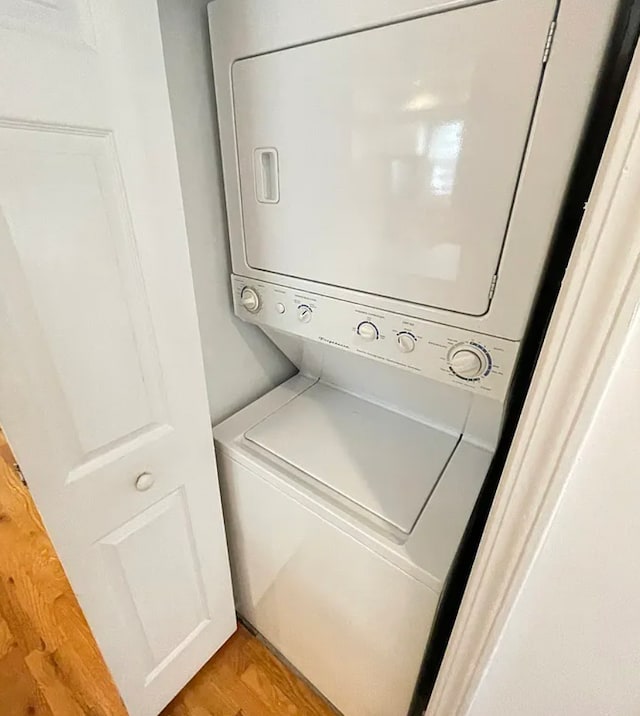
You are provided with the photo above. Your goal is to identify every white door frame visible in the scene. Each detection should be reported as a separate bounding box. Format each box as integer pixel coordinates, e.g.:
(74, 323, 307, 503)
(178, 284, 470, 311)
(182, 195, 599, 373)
(427, 40, 640, 716)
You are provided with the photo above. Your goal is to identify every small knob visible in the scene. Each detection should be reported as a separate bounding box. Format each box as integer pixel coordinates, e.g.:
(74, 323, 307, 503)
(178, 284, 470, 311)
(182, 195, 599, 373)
(450, 349, 484, 379)
(357, 321, 379, 342)
(397, 332, 416, 353)
(135, 472, 154, 492)
(240, 287, 261, 313)
(298, 304, 312, 323)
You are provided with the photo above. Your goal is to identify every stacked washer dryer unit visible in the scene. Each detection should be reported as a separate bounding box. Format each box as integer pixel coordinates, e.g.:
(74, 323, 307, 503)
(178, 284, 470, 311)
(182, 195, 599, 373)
(209, 1, 615, 714)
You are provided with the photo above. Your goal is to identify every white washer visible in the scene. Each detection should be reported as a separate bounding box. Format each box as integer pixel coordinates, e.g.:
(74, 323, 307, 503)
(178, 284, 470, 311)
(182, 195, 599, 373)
(208, 1, 617, 714)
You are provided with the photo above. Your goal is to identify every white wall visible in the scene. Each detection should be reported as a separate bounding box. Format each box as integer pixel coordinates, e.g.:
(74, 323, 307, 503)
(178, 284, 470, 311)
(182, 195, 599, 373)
(467, 307, 640, 716)
(156, 0, 294, 424)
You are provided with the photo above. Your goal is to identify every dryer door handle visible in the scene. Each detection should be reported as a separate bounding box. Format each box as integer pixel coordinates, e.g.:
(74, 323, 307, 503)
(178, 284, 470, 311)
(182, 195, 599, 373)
(254, 147, 280, 204)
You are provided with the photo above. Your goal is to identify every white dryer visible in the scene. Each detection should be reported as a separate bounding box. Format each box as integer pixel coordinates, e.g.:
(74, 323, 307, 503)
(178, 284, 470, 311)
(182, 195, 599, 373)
(208, 1, 617, 714)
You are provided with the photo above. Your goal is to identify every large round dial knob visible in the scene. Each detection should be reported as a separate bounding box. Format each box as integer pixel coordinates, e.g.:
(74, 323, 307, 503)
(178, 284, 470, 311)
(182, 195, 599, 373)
(298, 304, 313, 323)
(240, 286, 261, 313)
(449, 348, 484, 379)
(357, 321, 379, 342)
(397, 332, 416, 353)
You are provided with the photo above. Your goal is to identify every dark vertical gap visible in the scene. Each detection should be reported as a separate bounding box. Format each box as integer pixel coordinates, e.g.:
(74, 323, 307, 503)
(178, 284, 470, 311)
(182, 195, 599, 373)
(409, 2, 640, 714)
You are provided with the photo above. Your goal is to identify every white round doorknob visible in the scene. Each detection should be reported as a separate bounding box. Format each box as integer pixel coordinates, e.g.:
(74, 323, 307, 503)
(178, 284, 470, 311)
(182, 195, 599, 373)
(397, 332, 416, 353)
(357, 321, 379, 342)
(298, 304, 312, 323)
(135, 472, 154, 492)
(449, 348, 484, 379)
(240, 286, 261, 313)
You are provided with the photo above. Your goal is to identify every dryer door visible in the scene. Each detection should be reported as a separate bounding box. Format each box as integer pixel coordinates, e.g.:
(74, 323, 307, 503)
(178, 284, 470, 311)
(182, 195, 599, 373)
(232, 0, 555, 316)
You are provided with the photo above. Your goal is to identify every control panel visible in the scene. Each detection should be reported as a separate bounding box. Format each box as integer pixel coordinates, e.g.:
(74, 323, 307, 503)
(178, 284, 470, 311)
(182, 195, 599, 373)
(231, 276, 520, 399)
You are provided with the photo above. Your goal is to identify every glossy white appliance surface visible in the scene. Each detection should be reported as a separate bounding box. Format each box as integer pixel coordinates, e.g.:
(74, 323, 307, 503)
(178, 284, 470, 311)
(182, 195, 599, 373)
(207, 1, 620, 714)
(214, 375, 492, 592)
(211, 0, 617, 340)
(220, 450, 440, 716)
(245, 381, 459, 535)
(213, 375, 492, 715)
(232, 0, 554, 316)
(231, 275, 520, 400)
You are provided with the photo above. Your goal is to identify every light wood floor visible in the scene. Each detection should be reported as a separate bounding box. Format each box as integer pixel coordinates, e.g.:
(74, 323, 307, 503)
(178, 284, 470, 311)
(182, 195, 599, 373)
(0, 428, 336, 715)
(162, 625, 337, 716)
(0, 428, 128, 716)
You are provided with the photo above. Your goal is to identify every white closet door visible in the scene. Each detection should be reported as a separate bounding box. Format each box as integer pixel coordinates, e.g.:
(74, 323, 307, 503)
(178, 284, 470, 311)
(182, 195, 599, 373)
(0, 1, 235, 714)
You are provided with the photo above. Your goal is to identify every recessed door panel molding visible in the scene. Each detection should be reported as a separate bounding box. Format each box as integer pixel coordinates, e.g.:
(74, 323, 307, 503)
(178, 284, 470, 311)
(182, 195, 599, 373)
(101, 489, 210, 675)
(0, 2, 236, 714)
(0, 0, 95, 46)
(232, 0, 555, 315)
(0, 125, 168, 456)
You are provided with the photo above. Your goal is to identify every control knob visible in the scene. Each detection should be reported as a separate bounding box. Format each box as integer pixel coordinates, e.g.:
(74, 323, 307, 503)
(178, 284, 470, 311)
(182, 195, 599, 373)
(449, 346, 487, 379)
(298, 304, 313, 323)
(357, 321, 379, 342)
(240, 286, 261, 313)
(397, 332, 416, 353)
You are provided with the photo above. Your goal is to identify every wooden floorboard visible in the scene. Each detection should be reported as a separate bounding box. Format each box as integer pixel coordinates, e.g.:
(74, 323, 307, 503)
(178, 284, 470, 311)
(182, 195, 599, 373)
(0, 428, 128, 716)
(0, 428, 336, 716)
(162, 625, 338, 716)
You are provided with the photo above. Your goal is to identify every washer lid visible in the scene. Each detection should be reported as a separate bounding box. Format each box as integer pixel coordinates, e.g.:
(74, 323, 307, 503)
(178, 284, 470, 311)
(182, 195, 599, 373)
(245, 382, 459, 534)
